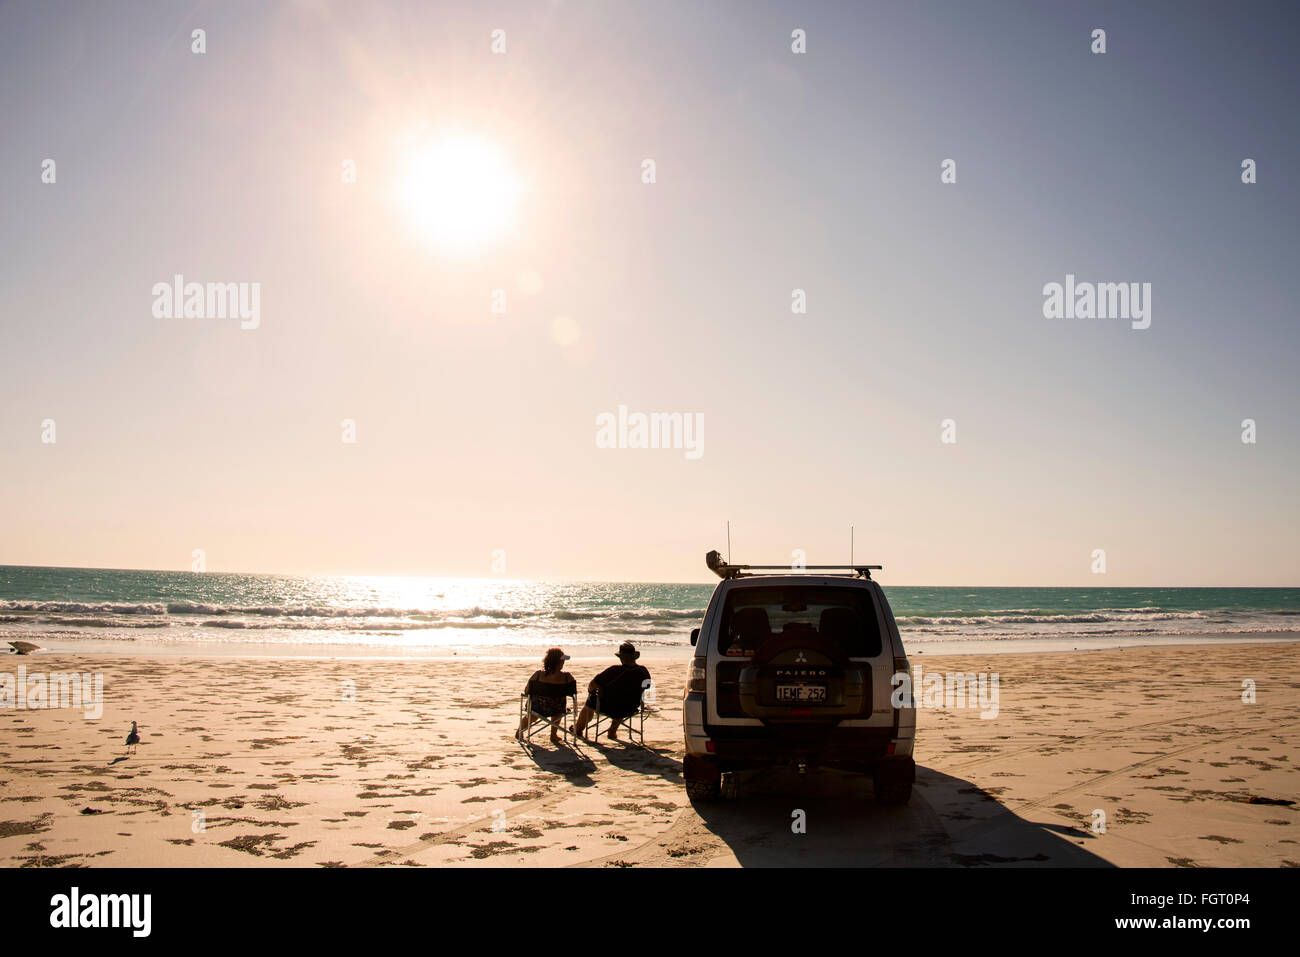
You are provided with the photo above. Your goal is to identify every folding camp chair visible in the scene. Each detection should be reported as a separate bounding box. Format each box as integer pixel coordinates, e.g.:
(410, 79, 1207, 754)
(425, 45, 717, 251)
(518, 675, 579, 744)
(589, 679, 653, 747)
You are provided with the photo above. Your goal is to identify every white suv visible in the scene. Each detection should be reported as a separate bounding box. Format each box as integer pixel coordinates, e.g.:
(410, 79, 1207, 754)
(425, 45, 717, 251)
(681, 551, 916, 804)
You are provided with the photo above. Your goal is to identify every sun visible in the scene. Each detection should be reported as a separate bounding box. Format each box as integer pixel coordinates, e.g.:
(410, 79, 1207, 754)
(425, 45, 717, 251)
(397, 136, 521, 250)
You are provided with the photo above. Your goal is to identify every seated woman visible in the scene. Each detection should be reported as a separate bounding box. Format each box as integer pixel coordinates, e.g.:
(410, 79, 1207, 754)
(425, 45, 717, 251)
(515, 647, 577, 745)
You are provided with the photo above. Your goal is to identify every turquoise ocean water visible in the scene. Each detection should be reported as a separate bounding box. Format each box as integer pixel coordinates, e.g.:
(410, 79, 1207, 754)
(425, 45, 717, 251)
(1, 565, 1297, 657)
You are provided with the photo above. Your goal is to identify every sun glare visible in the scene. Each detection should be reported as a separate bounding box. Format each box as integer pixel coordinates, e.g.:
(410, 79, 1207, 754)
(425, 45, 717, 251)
(398, 136, 521, 250)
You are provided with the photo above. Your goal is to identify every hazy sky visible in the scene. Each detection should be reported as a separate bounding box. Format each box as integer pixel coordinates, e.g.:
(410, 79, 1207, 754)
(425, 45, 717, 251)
(1, 0, 1297, 585)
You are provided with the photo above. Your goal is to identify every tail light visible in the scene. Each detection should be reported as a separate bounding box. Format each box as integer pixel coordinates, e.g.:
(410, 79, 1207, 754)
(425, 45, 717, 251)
(686, 657, 707, 693)
(893, 656, 911, 678)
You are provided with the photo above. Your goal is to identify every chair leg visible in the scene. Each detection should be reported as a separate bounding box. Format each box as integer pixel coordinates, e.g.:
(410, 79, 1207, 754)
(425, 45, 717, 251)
(627, 709, 645, 747)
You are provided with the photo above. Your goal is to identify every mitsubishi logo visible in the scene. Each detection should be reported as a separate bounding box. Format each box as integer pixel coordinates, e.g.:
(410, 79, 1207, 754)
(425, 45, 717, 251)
(795, 651, 808, 663)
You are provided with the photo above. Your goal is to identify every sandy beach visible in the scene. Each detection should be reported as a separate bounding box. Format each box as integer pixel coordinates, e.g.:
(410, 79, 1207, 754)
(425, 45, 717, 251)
(2, 640, 1298, 868)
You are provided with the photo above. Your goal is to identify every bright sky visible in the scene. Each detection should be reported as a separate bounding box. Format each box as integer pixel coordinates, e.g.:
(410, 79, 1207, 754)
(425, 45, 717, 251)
(1, 1, 1296, 585)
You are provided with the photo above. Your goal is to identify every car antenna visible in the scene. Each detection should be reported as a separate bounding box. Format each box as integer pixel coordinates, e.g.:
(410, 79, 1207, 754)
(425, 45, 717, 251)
(850, 525, 854, 565)
(726, 520, 732, 564)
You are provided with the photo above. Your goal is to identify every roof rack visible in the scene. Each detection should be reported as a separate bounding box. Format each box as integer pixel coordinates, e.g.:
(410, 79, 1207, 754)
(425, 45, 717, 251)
(705, 549, 881, 581)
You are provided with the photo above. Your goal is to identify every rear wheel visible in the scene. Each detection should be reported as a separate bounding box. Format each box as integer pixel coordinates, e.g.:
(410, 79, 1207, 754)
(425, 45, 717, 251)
(873, 771, 912, 805)
(684, 753, 721, 802)
(686, 779, 720, 802)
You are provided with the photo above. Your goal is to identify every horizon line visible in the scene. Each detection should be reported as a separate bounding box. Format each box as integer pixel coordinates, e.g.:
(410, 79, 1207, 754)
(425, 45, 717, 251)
(0, 561, 1296, 589)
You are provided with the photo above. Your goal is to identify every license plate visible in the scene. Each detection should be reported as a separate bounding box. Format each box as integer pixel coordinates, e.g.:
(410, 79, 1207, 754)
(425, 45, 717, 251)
(776, 684, 827, 703)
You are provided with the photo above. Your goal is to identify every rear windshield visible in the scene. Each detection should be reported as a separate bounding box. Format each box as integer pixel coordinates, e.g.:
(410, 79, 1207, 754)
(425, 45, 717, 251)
(715, 586, 883, 658)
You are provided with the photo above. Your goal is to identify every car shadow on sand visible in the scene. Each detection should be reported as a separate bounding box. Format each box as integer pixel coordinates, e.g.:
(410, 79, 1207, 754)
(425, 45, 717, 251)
(690, 764, 1113, 867)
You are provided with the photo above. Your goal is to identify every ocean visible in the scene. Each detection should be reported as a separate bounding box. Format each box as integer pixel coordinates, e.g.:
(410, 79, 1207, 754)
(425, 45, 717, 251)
(2, 565, 1298, 658)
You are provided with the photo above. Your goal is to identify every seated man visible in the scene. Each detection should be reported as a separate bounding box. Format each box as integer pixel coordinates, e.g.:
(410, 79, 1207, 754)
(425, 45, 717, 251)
(573, 642, 651, 740)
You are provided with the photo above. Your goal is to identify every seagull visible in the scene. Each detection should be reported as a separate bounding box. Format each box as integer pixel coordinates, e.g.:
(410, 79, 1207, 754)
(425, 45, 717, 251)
(8, 641, 40, 655)
(125, 721, 141, 756)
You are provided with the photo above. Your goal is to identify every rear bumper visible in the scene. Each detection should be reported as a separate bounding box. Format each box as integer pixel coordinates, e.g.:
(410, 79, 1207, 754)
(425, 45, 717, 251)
(684, 693, 912, 772)
(705, 725, 896, 766)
